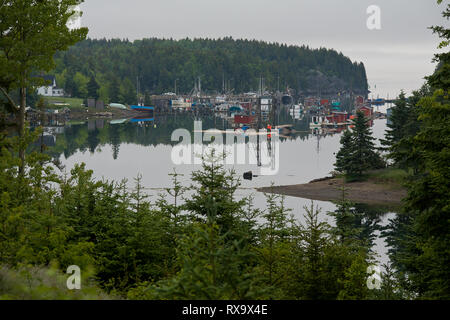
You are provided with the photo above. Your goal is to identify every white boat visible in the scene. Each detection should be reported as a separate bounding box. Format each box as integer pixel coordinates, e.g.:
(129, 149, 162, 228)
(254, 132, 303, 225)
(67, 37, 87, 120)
(109, 103, 127, 110)
(215, 95, 227, 104)
(215, 103, 232, 111)
(171, 98, 191, 109)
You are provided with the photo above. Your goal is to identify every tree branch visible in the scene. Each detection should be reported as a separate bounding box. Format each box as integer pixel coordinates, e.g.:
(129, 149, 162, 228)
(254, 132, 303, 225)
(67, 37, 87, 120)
(0, 86, 20, 113)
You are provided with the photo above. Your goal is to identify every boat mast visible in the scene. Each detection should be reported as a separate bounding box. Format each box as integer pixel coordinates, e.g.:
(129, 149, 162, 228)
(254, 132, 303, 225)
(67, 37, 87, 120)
(136, 76, 140, 106)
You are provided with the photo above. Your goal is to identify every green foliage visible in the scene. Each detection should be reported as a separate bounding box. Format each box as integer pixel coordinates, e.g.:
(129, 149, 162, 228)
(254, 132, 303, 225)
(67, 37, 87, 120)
(381, 87, 430, 172)
(382, 1, 450, 300)
(87, 75, 100, 100)
(0, 265, 111, 300)
(334, 112, 385, 178)
(55, 168, 178, 294)
(427, 2, 450, 91)
(366, 168, 408, 185)
(3, 0, 450, 303)
(184, 151, 245, 234)
(289, 203, 372, 300)
(73, 72, 89, 99)
(0, 127, 79, 267)
(144, 222, 260, 300)
(0, 129, 385, 300)
(334, 129, 353, 175)
(401, 90, 450, 298)
(350, 111, 385, 176)
(51, 38, 368, 101)
(382, 91, 409, 152)
(0, 0, 88, 131)
(252, 190, 295, 299)
(368, 264, 409, 300)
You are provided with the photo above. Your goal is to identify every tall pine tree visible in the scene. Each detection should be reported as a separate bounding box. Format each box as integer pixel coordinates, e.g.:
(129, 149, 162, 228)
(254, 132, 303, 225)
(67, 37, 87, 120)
(87, 75, 100, 100)
(334, 111, 384, 178)
(334, 129, 354, 175)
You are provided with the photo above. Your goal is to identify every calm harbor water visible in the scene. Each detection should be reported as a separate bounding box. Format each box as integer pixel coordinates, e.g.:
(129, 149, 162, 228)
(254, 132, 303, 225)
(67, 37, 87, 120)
(45, 107, 395, 265)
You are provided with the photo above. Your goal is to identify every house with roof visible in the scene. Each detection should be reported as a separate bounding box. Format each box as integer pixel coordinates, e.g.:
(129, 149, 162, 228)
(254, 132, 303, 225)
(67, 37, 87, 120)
(37, 75, 65, 97)
(357, 105, 373, 118)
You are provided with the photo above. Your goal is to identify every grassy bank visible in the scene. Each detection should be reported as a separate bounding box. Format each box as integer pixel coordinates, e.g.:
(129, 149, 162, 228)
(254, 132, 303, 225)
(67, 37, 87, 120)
(43, 96, 84, 110)
(366, 168, 408, 185)
(341, 168, 408, 188)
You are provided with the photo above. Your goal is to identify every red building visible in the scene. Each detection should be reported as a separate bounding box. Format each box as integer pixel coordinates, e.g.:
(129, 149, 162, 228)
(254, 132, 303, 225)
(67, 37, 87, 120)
(332, 111, 348, 123)
(326, 112, 348, 124)
(234, 115, 254, 124)
(355, 96, 365, 105)
(358, 106, 373, 118)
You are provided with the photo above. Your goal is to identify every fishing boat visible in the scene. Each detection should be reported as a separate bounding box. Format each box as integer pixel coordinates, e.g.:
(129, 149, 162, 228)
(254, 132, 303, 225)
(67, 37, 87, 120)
(131, 77, 155, 112)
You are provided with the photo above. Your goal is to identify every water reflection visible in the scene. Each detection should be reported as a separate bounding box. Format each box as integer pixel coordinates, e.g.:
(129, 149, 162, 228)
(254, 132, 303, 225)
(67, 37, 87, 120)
(43, 112, 313, 162)
(34, 113, 395, 265)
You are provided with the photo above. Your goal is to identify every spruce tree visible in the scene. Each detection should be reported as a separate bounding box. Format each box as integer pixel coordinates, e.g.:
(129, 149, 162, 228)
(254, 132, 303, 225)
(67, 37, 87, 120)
(334, 111, 384, 178)
(381, 88, 429, 172)
(184, 150, 244, 234)
(147, 221, 260, 300)
(349, 111, 384, 177)
(385, 0, 450, 299)
(381, 91, 409, 151)
(253, 189, 294, 299)
(87, 75, 100, 100)
(403, 90, 450, 298)
(334, 129, 354, 175)
(109, 76, 121, 103)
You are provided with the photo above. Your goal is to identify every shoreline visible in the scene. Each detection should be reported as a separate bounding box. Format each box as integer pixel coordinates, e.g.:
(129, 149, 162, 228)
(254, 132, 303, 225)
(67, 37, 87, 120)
(68, 108, 146, 121)
(256, 176, 407, 206)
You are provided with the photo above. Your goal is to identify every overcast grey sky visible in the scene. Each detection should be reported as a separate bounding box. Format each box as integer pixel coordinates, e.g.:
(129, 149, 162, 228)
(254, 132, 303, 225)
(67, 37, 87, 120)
(79, 0, 447, 98)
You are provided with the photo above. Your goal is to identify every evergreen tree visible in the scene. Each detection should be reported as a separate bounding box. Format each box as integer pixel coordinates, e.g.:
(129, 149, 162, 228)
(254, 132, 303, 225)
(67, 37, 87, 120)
(385, 1, 450, 299)
(138, 160, 262, 300)
(184, 151, 244, 234)
(109, 76, 121, 103)
(334, 112, 384, 178)
(334, 129, 354, 175)
(119, 78, 136, 104)
(381, 87, 430, 172)
(329, 187, 364, 245)
(253, 189, 294, 299)
(87, 75, 100, 100)
(294, 203, 330, 299)
(65, 70, 77, 97)
(0, 0, 88, 175)
(427, 0, 450, 91)
(402, 90, 450, 298)
(145, 221, 260, 300)
(50, 37, 369, 98)
(382, 91, 409, 151)
(351, 111, 384, 176)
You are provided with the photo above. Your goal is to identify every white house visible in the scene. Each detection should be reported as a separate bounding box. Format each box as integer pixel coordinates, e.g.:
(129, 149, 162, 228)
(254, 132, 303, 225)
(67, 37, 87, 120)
(37, 75, 65, 97)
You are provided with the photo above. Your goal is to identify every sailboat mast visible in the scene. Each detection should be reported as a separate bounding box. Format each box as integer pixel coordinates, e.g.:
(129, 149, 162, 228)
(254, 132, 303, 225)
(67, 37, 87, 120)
(136, 76, 139, 105)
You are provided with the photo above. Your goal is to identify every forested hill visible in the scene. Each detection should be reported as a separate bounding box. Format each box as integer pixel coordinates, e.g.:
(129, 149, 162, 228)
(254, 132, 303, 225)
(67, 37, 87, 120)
(52, 38, 369, 103)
